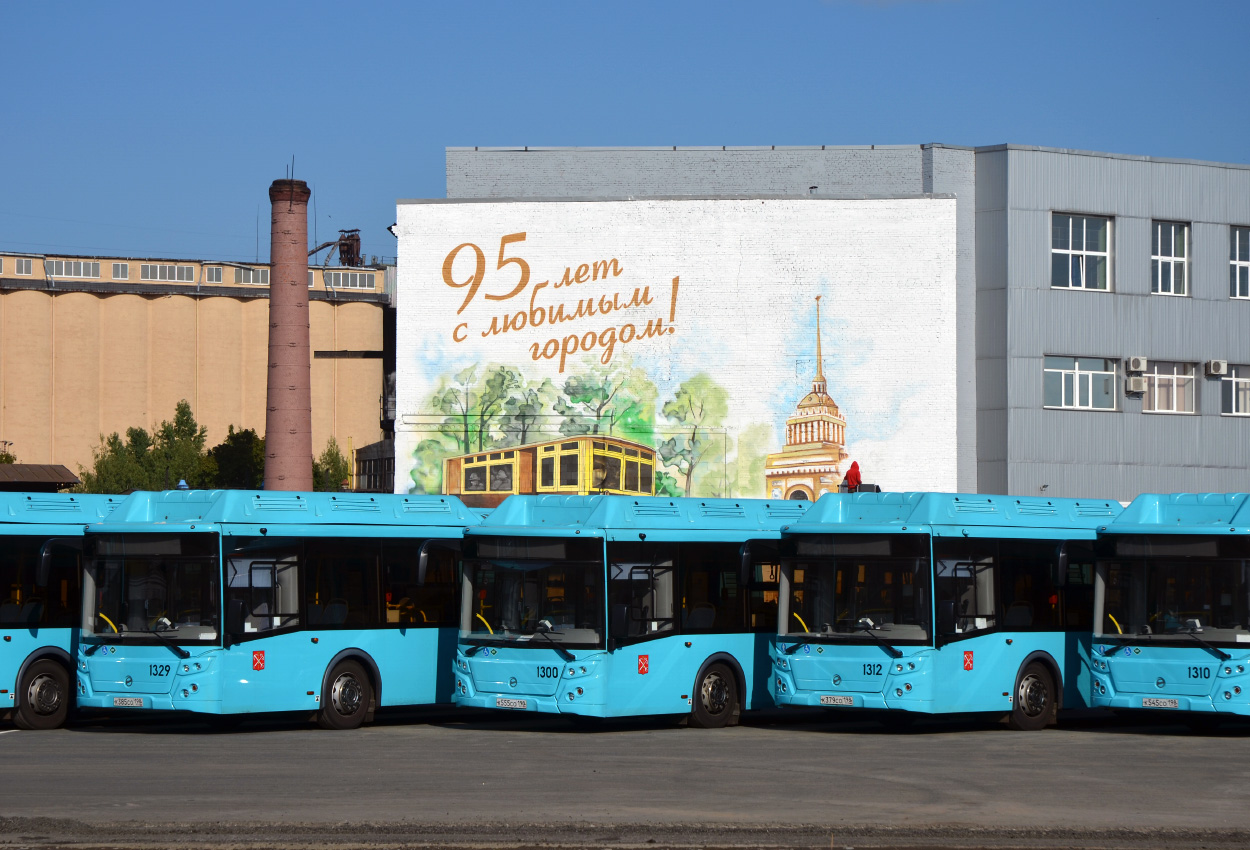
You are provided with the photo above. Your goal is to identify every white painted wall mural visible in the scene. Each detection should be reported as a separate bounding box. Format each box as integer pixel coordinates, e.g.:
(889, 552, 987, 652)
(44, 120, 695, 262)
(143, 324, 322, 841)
(394, 198, 956, 505)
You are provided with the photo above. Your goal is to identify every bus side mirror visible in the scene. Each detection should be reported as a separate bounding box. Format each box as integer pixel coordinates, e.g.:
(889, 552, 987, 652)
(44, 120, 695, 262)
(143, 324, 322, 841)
(739, 542, 752, 585)
(937, 600, 957, 636)
(225, 598, 246, 637)
(36, 538, 81, 587)
(418, 539, 460, 586)
(1056, 542, 1070, 586)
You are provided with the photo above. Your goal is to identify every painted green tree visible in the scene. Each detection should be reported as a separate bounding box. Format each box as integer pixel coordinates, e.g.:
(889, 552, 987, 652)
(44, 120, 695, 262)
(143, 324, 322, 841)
(555, 357, 656, 445)
(500, 377, 557, 446)
(656, 374, 730, 497)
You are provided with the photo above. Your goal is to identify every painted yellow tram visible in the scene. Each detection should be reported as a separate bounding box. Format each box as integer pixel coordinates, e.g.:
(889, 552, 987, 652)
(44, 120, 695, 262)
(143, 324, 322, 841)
(442, 434, 657, 508)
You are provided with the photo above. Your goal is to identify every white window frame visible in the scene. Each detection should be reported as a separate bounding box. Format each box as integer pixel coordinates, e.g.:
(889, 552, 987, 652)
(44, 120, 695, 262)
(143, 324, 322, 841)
(16, 258, 32, 275)
(1222, 365, 1250, 416)
(1232, 226, 1250, 300)
(1142, 361, 1196, 414)
(0, 258, 4, 274)
(141, 264, 195, 282)
(1043, 356, 1118, 411)
(45, 260, 100, 279)
(112, 262, 129, 280)
(234, 267, 269, 285)
(204, 266, 222, 284)
(323, 270, 376, 290)
(1151, 221, 1189, 296)
(1051, 213, 1112, 291)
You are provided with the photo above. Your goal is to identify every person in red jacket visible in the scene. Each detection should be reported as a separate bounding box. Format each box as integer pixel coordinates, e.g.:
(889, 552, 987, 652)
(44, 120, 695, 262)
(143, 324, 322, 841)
(843, 461, 861, 493)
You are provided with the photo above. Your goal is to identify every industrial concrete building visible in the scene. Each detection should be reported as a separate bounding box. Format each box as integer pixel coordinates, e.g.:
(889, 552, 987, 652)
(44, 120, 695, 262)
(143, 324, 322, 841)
(0, 251, 392, 481)
(445, 144, 1250, 501)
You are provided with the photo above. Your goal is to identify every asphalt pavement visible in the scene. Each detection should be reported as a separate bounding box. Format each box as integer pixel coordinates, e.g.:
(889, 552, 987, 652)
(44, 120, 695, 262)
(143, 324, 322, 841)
(3, 708, 1249, 848)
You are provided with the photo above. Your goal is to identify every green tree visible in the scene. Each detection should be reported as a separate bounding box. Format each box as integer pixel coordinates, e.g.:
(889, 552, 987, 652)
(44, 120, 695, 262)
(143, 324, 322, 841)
(208, 426, 265, 489)
(313, 437, 352, 491)
(78, 400, 211, 493)
(0, 447, 15, 464)
(656, 375, 730, 497)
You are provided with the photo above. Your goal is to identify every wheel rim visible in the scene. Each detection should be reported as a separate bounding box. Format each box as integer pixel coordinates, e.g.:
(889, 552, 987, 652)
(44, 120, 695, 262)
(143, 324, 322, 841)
(700, 671, 730, 716)
(330, 672, 363, 717)
(1017, 672, 1049, 718)
(26, 672, 63, 716)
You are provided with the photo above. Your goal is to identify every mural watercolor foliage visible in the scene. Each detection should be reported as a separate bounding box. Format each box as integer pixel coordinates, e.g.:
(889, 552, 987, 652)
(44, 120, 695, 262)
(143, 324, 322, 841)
(395, 198, 958, 501)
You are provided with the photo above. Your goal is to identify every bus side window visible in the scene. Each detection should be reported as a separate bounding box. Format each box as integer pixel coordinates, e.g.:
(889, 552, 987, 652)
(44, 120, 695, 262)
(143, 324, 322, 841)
(225, 538, 301, 633)
(680, 542, 745, 633)
(304, 538, 381, 627)
(933, 539, 997, 634)
(997, 539, 1064, 630)
(382, 540, 458, 627)
(607, 542, 676, 639)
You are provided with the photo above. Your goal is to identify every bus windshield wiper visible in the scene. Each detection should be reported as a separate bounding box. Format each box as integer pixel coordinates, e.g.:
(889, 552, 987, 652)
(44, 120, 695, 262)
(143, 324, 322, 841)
(1180, 627, 1231, 661)
(142, 628, 191, 659)
(530, 621, 574, 661)
(855, 619, 902, 659)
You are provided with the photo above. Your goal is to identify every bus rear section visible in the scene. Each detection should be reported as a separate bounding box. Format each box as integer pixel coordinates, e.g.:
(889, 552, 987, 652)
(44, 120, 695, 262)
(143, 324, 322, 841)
(772, 492, 1120, 730)
(1091, 493, 1250, 721)
(1, 493, 118, 729)
(76, 490, 480, 729)
(453, 495, 809, 727)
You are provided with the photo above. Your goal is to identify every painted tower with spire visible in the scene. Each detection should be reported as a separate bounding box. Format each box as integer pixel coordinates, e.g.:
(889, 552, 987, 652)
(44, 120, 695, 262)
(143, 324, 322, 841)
(763, 296, 849, 500)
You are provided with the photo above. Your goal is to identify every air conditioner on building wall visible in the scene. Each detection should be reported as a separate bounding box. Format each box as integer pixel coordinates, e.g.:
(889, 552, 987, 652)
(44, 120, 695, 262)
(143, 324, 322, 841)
(1206, 360, 1229, 377)
(1126, 376, 1148, 394)
(1126, 356, 1148, 373)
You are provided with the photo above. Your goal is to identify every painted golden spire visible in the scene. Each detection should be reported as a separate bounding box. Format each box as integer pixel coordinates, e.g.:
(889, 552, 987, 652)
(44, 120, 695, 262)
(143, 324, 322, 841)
(813, 295, 827, 395)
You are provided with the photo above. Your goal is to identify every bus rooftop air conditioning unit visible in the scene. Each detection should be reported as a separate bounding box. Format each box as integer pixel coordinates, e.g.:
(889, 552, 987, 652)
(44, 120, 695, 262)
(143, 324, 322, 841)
(1206, 360, 1229, 377)
(1126, 376, 1148, 394)
(1126, 356, 1148, 373)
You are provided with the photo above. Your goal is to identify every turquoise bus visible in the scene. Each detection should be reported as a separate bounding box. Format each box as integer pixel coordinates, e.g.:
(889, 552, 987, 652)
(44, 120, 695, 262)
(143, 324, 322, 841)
(453, 495, 810, 727)
(771, 492, 1121, 730)
(1091, 492, 1250, 721)
(2, 493, 119, 729)
(76, 490, 480, 729)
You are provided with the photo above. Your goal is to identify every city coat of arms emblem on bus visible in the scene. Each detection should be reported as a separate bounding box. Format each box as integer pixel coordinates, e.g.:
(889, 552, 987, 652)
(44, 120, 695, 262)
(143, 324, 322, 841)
(637, 655, 649, 675)
(253, 650, 265, 671)
(963, 651, 974, 671)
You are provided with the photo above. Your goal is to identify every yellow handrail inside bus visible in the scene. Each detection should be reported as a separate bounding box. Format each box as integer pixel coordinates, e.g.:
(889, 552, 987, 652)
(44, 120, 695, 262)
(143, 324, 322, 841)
(792, 612, 810, 633)
(98, 613, 119, 633)
(1108, 614, 1123, 635)
(475, 613, 495, 635)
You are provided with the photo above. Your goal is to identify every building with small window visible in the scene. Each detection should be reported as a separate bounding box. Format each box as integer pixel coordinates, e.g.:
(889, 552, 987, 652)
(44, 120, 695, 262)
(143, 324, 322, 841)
(0, 250, 393, 482)
(446, 143, 1250, 500)
(442, 435, 657, 508)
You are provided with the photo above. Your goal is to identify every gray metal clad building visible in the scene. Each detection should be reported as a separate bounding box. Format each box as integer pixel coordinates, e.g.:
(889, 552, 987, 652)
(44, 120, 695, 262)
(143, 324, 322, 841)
(445, 144, 1250, 502)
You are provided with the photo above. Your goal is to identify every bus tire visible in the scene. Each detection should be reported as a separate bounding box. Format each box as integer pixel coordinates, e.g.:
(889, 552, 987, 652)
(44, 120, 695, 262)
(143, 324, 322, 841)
(1008, 661, 1055, 731)
(690, 662, 738, 729)
(317, 661, 371, 730)
(14, 659, 70, 731)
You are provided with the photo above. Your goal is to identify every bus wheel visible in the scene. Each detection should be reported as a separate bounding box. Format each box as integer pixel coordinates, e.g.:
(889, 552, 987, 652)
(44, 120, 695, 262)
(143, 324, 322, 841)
(690, 663, 738, 729)
(318, 661, 371, 730)
(15, 660, 70, 730)
(1008, 662, 1055, 731)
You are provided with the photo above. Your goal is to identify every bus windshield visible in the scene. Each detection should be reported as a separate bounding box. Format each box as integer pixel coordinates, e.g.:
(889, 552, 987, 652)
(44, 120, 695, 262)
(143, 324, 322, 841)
(1099, 535, 1250, 643)
(462, 536, 604, 648)
(82, 533, 220, 644)
(783, 534, 931, 642)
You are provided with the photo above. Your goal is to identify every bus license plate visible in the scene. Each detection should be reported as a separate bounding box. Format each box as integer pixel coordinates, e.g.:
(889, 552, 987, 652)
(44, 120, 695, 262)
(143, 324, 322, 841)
(1142, 698, 1179, 708)
(820, 695, 854, 706)
(495, 697, 527, 710)
(112, 697, 144, 707)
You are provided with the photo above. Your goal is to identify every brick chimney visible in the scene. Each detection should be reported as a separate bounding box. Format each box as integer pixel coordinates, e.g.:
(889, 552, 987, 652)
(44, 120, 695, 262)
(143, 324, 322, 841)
(263, 179, 314, 491)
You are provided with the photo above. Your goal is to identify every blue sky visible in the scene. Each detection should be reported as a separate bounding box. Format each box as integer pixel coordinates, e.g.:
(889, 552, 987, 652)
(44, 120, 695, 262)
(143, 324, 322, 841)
(3, 0, 1246, 263)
